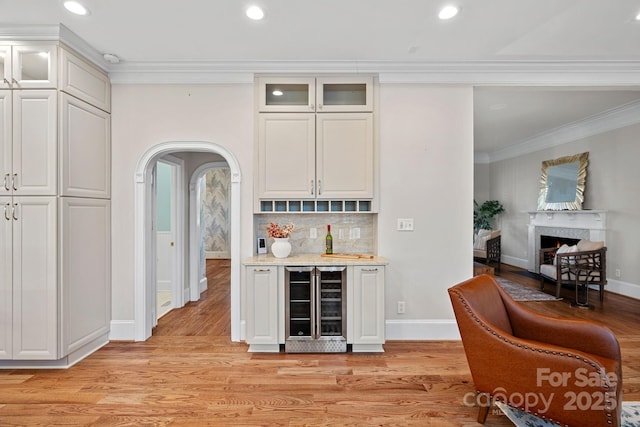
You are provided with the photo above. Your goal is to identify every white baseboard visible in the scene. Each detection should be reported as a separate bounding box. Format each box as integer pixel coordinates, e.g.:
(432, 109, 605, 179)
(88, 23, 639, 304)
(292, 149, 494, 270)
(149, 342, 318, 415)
(502, 255, 528, 270)
(607, 278, 640, 300)
(385, 319, 461, 341)
(109, 320, 136, 341)
(199, 277, 208, 295)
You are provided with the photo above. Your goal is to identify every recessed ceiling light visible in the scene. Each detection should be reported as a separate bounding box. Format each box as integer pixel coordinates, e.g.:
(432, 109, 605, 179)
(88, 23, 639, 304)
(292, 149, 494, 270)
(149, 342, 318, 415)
(272, 90, 283, 96)
(63, 1, 89, 16)
(489, 103, 508, 111)
(438, 5, 460, 20)
(246, 5, 265, 20)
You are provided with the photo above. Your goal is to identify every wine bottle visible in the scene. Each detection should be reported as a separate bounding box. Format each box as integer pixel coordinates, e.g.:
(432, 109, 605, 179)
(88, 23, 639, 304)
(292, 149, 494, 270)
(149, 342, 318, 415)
(325, 225, 333, 254)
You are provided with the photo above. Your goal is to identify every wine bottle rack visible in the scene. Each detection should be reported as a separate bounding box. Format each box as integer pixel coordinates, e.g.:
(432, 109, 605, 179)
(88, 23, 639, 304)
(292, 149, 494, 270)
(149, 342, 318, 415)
(259, 200, 372, 213)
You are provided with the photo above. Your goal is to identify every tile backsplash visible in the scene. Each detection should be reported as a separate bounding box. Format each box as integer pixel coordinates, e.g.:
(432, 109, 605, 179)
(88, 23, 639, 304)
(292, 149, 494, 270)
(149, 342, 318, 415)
(255, 214, 376, 255)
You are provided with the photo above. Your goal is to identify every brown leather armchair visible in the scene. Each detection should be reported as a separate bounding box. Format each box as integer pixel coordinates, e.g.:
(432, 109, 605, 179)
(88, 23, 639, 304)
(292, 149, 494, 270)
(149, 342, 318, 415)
(448, 274, 622, 426)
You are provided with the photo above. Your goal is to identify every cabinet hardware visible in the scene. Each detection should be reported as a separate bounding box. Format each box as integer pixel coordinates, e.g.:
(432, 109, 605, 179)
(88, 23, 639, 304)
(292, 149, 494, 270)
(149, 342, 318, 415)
(3, 78, 10, 87)
(318, 179, 322, 195)
(12, 203, 18, 221)
(3, 203, 10, 220)
(318, 104, 323, 110)
(12, 173, 17, 191)
(255, 268, 271, 272)
(310, 179, 315, 195)
(361, 268, 379, 272)
(3, 174, 9, 191)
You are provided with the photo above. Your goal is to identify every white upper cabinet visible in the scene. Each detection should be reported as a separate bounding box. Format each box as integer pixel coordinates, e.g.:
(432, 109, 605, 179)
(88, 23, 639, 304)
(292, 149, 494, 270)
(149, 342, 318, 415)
(0, 44, 58, 89)
(258, 76, 373, 112)
(316, 77, 373, 112)
(5, 90, 58, 196)
(59, 48, 111, 112)
(316, 113, 374, 199)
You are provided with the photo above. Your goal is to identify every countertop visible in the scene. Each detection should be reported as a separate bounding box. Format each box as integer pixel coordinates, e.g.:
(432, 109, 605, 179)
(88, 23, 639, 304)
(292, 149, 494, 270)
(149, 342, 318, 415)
(243, 253, 388, 266)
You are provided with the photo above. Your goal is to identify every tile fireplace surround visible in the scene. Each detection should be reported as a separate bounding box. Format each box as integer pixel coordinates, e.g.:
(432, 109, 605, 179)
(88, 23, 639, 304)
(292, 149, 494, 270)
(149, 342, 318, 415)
(527, 210, 607, 273)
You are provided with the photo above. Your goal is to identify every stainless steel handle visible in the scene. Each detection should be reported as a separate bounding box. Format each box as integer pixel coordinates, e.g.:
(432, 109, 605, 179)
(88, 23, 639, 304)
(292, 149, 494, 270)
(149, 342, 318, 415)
(317, 179, 322, 195)
(254, 268, 271, 272)
(310, 179, 315, 195)
(315, 276, 322, 339)
(361, 268, 379, 272)
(12, 174, 17, 191)
(12, 203, 18, 221)
(310, 272, 317, 339)
(3, 203, 10, 221)
(3, 174, 9, 191)
(2, 78, 10, 87)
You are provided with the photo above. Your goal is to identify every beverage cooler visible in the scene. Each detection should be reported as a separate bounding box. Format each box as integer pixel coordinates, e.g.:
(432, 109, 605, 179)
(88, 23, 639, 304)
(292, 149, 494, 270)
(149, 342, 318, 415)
(285, 266, 347, 353)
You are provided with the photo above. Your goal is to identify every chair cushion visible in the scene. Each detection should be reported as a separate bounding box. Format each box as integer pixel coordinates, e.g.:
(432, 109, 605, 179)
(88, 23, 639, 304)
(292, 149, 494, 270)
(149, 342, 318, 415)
(540, 263, 557, 279)
(473, 229, 500, 251)
(577, 239, 605, 251)
(553, 244, 577, 265)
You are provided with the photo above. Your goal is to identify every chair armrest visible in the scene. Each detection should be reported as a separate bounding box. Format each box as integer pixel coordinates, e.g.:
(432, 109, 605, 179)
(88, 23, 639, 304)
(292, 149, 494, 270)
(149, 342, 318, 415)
(539, 247, 556, 265)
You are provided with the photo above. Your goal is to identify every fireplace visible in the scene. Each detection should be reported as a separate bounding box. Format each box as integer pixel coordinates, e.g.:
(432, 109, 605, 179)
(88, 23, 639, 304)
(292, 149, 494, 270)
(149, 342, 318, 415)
(527, 210, 606, 273)
(540, 235, 580, 250)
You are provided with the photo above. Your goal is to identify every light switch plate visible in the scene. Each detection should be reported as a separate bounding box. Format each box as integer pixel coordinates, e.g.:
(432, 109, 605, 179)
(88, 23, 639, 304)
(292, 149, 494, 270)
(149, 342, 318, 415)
(397, 218, 414, 231)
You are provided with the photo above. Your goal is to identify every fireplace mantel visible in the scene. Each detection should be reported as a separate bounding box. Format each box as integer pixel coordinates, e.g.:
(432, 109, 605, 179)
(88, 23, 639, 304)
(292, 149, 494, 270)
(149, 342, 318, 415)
(527, 210, 607, 272)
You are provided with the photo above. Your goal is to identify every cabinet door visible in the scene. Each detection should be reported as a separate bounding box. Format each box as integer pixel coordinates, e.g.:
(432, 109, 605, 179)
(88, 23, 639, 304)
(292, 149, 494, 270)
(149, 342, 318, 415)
(316, 113, 374, 199)
(12, 196, 58, 360)
(257, 77, 316, 112)
(10, 45, 57, 89)
(0, 91, 10, 195)
(257, 113, 316, 199)
(246, 266, 279, 350)
(352, 266, 385, 349)
(59, 93, 111, 198)
(316, 77, 374, 112)
(0, 196, 12, 359)
(13, 90, 57, 195)
(59, 48, 111, 112)
(60, 198, 111, 354)
(0, 46, 11, 89)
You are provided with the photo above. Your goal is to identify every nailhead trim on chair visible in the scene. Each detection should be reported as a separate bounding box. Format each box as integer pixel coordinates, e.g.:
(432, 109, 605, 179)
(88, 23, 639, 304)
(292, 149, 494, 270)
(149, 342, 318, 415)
(454, 291, 617, 426)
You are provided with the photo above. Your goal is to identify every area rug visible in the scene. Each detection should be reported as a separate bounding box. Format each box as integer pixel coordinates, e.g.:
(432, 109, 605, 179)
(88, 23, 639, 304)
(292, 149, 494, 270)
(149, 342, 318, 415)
(495, 277, 561, 302)
(496, 401, 640, 426)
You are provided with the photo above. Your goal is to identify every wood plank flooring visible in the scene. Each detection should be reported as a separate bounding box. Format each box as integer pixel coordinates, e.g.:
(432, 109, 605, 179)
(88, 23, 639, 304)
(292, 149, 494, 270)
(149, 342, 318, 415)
(1, 261, 639, 426)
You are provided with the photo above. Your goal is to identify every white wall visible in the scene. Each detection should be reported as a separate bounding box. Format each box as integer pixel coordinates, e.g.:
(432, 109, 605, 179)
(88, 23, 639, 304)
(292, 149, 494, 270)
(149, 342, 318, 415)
(379, 84, 474, 338)
(110, 82, 475, 340)
(110, 84, 255, 324)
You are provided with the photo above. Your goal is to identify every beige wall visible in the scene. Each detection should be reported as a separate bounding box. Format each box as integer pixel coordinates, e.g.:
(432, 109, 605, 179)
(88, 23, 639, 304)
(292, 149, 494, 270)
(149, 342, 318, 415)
(480, 122, 640, 295)
(110, 82, 474, 339)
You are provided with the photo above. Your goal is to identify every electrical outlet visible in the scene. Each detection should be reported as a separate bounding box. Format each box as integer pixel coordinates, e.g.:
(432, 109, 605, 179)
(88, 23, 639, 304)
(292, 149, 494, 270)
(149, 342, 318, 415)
(397, 301, 406, 314)
(349, 228, 361, 239)
(615, 269, 621, 278)
(310, 228, 317, 239)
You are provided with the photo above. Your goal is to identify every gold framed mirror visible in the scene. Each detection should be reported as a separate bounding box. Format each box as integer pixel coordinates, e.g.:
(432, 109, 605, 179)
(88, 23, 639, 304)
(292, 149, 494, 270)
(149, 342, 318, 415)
(537, 152, 589, 210)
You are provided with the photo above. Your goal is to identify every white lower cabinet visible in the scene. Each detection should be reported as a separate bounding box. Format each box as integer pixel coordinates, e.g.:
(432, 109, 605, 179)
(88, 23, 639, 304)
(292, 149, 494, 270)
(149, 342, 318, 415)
(245, 265, 280, 352)
(244, 261, 385, 353)
(351, 265, 385, 352)
(0, 197, 110, 366)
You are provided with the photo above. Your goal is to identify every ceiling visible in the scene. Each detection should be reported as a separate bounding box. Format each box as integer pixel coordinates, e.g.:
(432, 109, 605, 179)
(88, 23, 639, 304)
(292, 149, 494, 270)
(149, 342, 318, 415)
(2, 0, 640, 157)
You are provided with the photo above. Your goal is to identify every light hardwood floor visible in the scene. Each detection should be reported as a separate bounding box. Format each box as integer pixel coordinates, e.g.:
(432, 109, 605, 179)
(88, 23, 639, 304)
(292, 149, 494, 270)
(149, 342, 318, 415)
(1, 260, 639, 426)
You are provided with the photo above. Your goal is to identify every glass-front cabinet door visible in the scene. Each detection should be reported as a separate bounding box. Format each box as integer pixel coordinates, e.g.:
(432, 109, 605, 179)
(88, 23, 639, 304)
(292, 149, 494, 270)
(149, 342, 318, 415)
(316, 76, 373, 112)
(0, 44, 57, 89)
(258, 77, 316, 112)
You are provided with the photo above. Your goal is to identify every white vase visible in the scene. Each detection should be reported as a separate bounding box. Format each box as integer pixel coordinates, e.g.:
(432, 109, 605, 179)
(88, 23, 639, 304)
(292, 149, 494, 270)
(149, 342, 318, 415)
(271, 237, 292, 258)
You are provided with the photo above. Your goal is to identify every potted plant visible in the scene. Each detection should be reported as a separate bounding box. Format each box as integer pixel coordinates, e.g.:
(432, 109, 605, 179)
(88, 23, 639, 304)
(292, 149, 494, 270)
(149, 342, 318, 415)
(474, 200, 505, 231)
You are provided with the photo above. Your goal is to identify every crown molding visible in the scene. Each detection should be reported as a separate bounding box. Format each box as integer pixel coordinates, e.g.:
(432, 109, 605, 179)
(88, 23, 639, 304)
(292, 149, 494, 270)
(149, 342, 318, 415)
(478, 99, 640, 163)
(0, 24, 110, 72)
(107, 59, 640, 85)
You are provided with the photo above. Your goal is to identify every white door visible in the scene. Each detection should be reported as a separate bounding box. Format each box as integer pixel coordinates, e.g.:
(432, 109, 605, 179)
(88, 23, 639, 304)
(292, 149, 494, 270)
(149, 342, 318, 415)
(155, 160, 176, 319)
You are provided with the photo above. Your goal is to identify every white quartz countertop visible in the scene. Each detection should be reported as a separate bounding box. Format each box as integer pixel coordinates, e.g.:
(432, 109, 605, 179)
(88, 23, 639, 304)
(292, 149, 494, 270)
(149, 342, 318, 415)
(243, 253, 388, 266)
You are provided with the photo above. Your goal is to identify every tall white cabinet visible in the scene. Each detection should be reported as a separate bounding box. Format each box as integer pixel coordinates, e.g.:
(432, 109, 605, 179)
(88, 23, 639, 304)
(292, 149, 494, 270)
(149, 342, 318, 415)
(0, 41, 111, 367)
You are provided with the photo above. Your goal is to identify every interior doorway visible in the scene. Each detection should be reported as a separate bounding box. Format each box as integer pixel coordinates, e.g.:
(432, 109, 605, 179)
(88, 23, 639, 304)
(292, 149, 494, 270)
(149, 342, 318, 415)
(134, 141, 242, 342)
